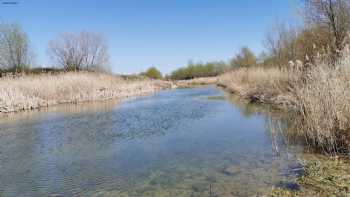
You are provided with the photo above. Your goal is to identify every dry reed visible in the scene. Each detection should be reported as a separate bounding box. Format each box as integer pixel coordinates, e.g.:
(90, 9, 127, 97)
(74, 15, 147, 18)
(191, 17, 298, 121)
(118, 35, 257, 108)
(218, 56, 350, 154)
(0, 72, 172, 113)
(218, 67, 296, 107)
(293, 57, 350, 153)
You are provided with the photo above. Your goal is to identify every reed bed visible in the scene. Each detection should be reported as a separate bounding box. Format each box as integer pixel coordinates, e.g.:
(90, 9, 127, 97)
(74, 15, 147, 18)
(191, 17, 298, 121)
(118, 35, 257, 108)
(293, 59, 350, 153)
(174, 76, 218, 88)
(218, 67, 296, 107)
(218, 56, 350, 154)
(0, 72, 172, 113)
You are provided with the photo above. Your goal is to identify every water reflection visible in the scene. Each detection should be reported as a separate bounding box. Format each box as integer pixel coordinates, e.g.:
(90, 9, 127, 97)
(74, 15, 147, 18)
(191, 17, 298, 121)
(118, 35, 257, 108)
(0, 86, 303, 196)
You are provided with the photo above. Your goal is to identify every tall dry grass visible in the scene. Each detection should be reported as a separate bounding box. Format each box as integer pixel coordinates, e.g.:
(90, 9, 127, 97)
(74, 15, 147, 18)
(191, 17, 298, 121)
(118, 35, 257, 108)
(218, 55, 350, 154)
(218, 67, 296, 107)
(292, 56, 350, 153)
(174, 76, 218, 88)
(0, 72, 171, 113)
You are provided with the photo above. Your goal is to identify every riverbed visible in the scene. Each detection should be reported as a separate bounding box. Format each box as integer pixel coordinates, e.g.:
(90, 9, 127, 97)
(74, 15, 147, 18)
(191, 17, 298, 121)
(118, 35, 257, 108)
(0, 86, 304, 196)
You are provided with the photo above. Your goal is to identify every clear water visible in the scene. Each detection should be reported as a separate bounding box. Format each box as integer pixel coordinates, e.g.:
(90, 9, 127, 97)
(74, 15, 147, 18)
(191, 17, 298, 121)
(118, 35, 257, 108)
(0, 86, 302, 197)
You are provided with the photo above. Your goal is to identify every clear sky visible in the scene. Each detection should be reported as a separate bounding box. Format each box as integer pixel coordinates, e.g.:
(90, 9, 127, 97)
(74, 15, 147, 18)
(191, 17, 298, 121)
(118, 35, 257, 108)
(0, 0, 300, 74)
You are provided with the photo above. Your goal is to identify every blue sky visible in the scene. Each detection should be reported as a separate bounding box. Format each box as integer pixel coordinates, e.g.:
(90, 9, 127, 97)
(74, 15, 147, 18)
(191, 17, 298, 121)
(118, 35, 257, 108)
(0, 0, 300, 74)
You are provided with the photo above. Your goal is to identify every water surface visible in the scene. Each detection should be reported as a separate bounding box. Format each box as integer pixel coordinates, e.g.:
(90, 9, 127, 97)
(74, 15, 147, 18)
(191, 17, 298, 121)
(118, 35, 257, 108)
(0, 86, 302, 196)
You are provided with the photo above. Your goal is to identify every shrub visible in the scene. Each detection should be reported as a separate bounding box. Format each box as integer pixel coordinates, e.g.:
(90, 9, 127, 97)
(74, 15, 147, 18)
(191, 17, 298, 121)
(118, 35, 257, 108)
(141, 67, 163, 79)
(231, 47, 257, 68)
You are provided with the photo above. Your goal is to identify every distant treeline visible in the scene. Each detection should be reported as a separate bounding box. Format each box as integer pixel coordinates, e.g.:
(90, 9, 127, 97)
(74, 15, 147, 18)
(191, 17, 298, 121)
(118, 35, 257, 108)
(169, 61, 230, 80)
(168, 47, 258, 80)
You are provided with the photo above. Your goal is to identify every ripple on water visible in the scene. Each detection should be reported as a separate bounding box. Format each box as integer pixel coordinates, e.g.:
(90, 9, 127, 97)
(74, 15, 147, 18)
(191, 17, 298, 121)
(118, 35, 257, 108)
(0, 86, 304, 196)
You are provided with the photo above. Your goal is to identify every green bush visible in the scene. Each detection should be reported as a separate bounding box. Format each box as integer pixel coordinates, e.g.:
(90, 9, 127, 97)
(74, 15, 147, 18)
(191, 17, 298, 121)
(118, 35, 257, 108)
(141, 67, 163, 79)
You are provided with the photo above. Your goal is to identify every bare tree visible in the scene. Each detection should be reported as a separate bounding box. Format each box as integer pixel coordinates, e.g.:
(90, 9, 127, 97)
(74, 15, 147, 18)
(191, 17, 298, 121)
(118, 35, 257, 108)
(264, 22, 301, 67)
(79, 32, 109, 71)
(304, 0, 350, 62)
(0, 22, 33, 72)
(48, 31, 109, 72)
(48, 32, 79, 71)
(263, 20, 332, 67)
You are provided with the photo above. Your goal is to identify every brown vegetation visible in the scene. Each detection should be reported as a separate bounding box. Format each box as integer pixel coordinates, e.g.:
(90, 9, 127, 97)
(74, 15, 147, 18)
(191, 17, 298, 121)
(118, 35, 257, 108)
(215, 0, 350, 154)
(174, 76, 218, 88)
(0, 72, 172, 113)
(218, 50, 350, 154)
(218, 67, 295, 107)
(305, 0, 350, 62)
(292, 55, 350, 153)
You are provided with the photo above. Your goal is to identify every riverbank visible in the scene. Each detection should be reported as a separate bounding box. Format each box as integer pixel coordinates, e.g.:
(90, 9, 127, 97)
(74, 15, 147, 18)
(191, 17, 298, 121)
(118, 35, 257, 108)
(217, 61, 350, 154)
(217, 67, 296, 109)
(173, 76, 218, 88)
(216, 63, 350, 195)
(0, 73, 220, 114)
(0, 72, 173, 113)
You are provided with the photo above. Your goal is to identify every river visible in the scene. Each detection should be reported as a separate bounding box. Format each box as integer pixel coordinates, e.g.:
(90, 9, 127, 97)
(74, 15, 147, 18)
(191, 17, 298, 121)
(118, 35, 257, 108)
(0, 86, 303, 196)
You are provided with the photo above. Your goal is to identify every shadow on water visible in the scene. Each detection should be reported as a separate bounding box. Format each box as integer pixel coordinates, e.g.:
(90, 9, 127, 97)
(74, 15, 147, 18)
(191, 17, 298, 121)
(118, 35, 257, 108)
(0, 86, 306, 196)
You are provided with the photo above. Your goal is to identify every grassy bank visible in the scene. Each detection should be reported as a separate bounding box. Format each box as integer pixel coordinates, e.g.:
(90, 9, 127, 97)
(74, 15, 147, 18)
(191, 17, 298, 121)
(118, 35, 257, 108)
(0, 72, 173, 113)
(270, 154, 350, 196)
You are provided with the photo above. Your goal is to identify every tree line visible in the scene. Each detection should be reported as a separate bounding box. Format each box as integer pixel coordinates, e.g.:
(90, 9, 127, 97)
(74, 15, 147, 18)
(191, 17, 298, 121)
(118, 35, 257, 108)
(0, 22, 110, 74)
(168, 61, 229, 80)
(168, 47, 259, 80)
